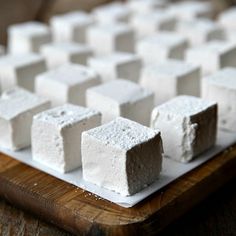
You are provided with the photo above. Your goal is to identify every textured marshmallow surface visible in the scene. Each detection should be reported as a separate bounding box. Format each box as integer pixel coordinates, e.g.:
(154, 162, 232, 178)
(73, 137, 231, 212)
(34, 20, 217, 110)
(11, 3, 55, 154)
(32, 104, 101, 173)
(40, 42, 93, 69)
(218, 7, 236, 30)
(177, 19, 225, 46)
(186, 40, 236, 75)
(0, 87, 50, 150)
(87, 23, 135, 55)
(50, 11, 94, 43)
(8, 22, 52, 54)
(82, 117, 163, 196)
(151, 95, 217, 163)
(88, 52, 142, 82)
(86, 79, 154, 125)
(0, 53, 46, 91)
(137, 32, 188, 64)
(140, 60, 200, 104)
(202, 68, 236, 131)
(36, 63, 101, 106)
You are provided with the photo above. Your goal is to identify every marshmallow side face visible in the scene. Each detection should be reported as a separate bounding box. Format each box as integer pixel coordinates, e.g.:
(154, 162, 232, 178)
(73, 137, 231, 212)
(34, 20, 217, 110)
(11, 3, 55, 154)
(151, 95, 217, 163)
(32, 104, 101, 173)
(0, 87, 50, 150)
(82, 117, 163, 196)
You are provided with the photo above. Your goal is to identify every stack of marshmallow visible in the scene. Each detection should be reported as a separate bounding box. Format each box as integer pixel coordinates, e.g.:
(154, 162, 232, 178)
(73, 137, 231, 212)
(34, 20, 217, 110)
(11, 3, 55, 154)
(0, 0, 235, 197)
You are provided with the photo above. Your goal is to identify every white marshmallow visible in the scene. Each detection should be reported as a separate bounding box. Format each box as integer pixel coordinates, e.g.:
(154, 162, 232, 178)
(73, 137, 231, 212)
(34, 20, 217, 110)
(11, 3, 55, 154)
(202, 68, 236, 132)
(82, 117, 163, 196)
(185, 40, 236, 76)
(0, 45, 5, 56)
(87, 23, 135, 56)
(130, 10, 176, 38)
(0, 87, 50, 150)
(168, 1, 213, 20)
(88, 52, 142, 83)
(86, 79, 154, 126)
(50, 11, 94, 43)
(177, 19, 225, 47)
(218, 7, 236, 31)
(127, 0, 168, 14)
(32, 104, 101, 173)
(40, 42, 93, 69)
(140, 60, 200, 104)
(151, 95, 217, 163)
(8, 22, 52, 54)
(0, 53, 46, 91)
(35, 63, 101, 107)
(136, 32, 188, 64)
(92, 2, 131, 23)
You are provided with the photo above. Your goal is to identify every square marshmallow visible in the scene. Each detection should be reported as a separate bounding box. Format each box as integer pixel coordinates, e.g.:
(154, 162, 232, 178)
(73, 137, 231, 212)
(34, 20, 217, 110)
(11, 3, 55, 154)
(87, 23, 135, 56)
(167, 1, 213, 20)
(218, 7, 236, 31)
(50, 11, 94, 43)
(130, 10, 176, 38)
(82, 117, 163, 196)
(202, 68, 236, 131)
(151, 95, 217, 163)
(35, 63, 101, 107)
(0, 53, 46, 91)
(88, 52, 142, 83)
(186, 40, 236, 76)
(137, 32, 188, 64)
(177, 19, 225, 47)
(0, 87, 50, 150)
(32, 104, 101, 173)
(86, 79, 154, 126)
(40, 42, 93, 69)
(92, 2, 131, 23)
(140, 60, 201, 104)
(8, 22, 52, 54)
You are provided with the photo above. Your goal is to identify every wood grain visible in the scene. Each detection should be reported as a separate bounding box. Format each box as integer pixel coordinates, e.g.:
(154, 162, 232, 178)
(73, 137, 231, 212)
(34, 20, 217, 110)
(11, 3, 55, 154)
(0, 145, 236, 235)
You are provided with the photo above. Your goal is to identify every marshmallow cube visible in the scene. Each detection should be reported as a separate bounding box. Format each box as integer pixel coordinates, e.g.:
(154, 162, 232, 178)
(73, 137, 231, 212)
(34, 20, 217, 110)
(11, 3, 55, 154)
(8, 22, 52, 54)
(86, 79, 154, 125)
(202, 68, 236, 131)
(168, 1, 213, 20)
(140, 60, 200, 104)
(82, 117, 163, 196)
(32, 104, 101, 173)
(186, 41, 236, 75)
(87, 23, 135, 56)
(177, 19, 225, 47)
(130, 11, 176, 38)
(92, 2, 131, 23)
(35, 64, 101, 107)
(40, 42, 92, 69)
(137, 32, 188, 64)
(218, 7, 236, 31)
(0, 54, 46, 91)
(88, 52, 142, 83)
(0, 87, 50, 150)
(50, 11, 94, 43)
(151, 95, 217, 163)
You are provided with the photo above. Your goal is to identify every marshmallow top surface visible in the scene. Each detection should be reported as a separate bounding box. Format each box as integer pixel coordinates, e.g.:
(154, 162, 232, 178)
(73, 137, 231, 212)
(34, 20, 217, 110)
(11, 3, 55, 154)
(145, 60, 198, 77)
(219, 7, 236, 21)
(34, 104, 100, 129)
(89, 52, 140, 65)
(204, 67, 236, 89)
(84, 117, 160, 150)
(88, 79, 152, 104)
(140, 32, 186, 47)
(0, 53, 44, 68)
(155, 95, 216, 117)
(37, 63, 97, 86)
(9, 21, 50, 37)
(41, 42, 91, 54)
(0, 87, 49, 120)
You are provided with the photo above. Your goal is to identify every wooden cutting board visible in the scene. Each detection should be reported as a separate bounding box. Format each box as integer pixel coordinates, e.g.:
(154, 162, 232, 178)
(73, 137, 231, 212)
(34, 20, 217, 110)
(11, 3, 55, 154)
(0, 144, 236, 236)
